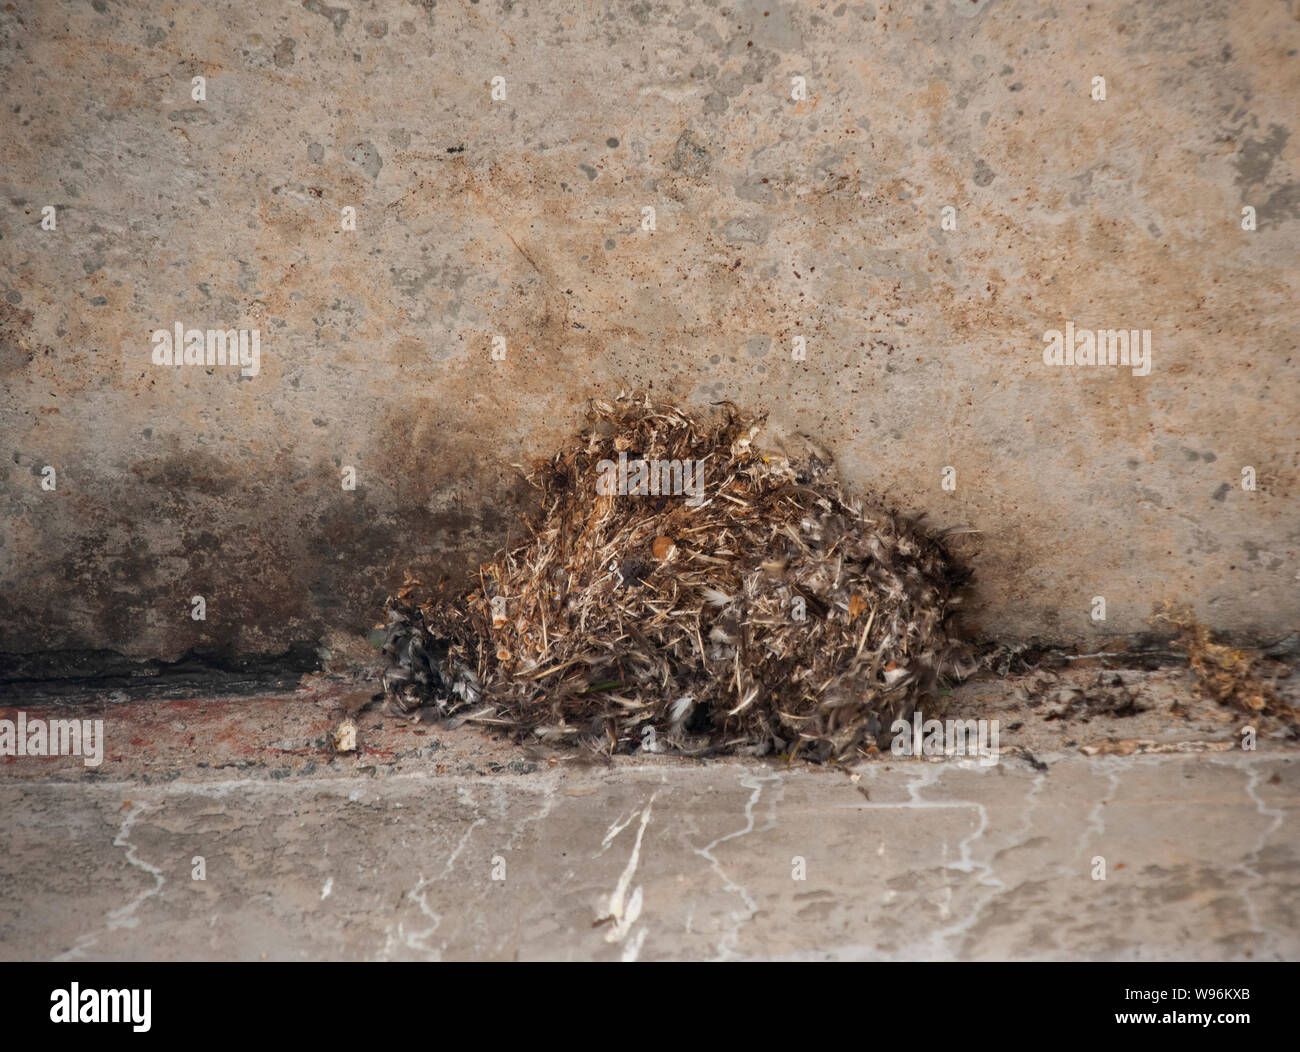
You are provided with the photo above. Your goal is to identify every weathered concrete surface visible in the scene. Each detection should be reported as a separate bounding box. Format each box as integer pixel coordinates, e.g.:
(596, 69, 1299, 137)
(0, 669, 1297, 960)
(2, 752, 1296, 961)
(1, 0, 1298, 660)
(2, 661, 1293, 779)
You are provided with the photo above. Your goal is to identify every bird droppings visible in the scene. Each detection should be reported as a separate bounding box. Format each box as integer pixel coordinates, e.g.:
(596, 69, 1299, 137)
(374, 393, 973, 763)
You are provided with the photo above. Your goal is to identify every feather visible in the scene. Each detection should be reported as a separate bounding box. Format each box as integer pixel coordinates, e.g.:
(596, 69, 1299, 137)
(375, 393, 973, 763)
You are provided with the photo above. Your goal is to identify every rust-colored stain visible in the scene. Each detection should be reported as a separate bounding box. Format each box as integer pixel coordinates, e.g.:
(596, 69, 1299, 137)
(0, 0, 1296, 666)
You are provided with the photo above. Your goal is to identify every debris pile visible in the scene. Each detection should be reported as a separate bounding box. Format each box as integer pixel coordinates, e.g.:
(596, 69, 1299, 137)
(1158, 606, 1292, 719)
(1024, 671, 1146, 722)
(374, 394, 972, 762)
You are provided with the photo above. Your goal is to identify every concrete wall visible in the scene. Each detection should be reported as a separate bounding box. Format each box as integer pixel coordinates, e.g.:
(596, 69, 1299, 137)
(1, 0, 1296, 664)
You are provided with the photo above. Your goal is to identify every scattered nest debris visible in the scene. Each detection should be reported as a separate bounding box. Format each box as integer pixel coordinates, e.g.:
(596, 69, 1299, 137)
(1020, 671, 1147, 722)
(1079, 738, 1235, 757)
(1157, 605, 1292, 719)
(373, 393, 973, 763)
(331, 718, 358, 754)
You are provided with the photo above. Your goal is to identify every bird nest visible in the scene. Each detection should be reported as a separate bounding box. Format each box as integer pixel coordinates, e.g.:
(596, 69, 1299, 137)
(374, 393, 972, 763)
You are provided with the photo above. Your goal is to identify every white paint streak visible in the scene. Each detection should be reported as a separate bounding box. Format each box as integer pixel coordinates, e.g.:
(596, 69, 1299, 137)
(598, 810, 636, 854)
(603, 794, 657, 948)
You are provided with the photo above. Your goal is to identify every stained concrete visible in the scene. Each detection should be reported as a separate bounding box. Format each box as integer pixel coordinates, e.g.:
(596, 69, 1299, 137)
(1, 667, 1297, 960)
(0, 1, 1297, 663)
(2, 750, 1295, 961)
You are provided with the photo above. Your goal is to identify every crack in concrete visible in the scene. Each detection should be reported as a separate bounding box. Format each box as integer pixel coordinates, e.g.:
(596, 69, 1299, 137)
(106, 801, 166, 931)
(1076, 763, 1121, 868)
(692, 771, 783, 960)
(951, 764, 1056, 951)
(492, 780, 559, 960)
(54, 799, 167, 957)
(16, 753, 1297, 961)
(1215, 758, 1287, 947)
(848, 763, 1008, 957)
(54, 799, 167, 958)
(401, 813, 488, 958)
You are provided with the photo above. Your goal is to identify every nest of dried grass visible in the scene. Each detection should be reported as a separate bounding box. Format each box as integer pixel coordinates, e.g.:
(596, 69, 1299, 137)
(374, 393, 972, 762)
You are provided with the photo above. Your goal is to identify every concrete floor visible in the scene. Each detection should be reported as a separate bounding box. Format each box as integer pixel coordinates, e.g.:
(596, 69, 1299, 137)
(1, 668, 1296, 960)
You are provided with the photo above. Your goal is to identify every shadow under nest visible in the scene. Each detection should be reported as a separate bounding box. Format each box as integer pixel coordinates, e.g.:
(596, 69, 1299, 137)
(373, 394, 975, 763)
